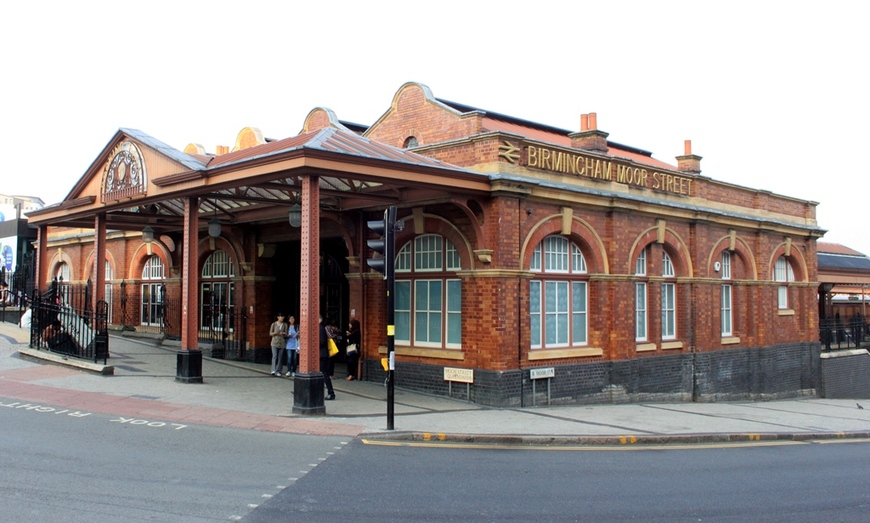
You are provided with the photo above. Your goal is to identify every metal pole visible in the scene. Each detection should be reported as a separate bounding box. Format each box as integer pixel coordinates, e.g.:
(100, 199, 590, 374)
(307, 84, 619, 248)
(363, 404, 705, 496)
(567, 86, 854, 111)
(386, 206, 397, 430)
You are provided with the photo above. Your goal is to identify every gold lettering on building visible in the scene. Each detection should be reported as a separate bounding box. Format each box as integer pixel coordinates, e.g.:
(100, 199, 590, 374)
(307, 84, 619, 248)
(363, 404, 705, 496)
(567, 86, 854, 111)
(524, 145, 691, 196)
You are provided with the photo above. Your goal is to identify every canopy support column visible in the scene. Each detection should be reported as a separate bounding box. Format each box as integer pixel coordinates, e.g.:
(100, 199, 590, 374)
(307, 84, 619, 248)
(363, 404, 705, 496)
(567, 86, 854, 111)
(178, 196, 203, 383)
(294, 175, 324, 414)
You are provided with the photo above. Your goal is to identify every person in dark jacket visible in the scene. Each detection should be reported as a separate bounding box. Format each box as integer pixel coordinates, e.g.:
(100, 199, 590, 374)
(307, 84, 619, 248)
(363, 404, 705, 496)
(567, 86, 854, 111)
(319, 315, 335, 400)
(345, 318, 361, 381)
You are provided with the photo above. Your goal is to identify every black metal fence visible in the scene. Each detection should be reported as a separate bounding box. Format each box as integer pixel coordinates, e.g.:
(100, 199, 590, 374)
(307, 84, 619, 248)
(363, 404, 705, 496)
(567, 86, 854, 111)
(29, 281, 109, 364)
(107, 280, 247, 359)
(0, 251, 35, 313)
(820, 317, 868, 351)
(199, 293, 247, 360)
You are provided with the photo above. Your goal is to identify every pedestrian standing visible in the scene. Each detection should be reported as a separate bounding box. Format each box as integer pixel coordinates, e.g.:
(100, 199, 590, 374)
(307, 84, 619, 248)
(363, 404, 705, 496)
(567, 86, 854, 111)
(319, 315, 335, 400)
(269, 312, 287, 376)
(285, 314, 299, 376)
(345, 318, 361, 381)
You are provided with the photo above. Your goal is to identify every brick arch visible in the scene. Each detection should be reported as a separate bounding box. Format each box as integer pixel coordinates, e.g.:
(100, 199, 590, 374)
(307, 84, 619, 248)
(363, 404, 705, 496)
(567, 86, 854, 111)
(628, 226, 693, 277)
(129, 242, 173, 280)
(447, 197, 484, 254)
(47, 250, 74, 283)
(394, 213, 475, 271)
(320, 213, 355, 258)
(83, 249, 118, 282)
(768, 242, 808, 282)
(707, 235, 758, 280)
(197, 235, 244, 270)
(521, 214, 608, 273)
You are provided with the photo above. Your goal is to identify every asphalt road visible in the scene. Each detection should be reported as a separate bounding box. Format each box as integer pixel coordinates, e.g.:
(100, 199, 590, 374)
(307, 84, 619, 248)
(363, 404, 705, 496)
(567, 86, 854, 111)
(0, 400, 350, 522)
(245, 439, 870, 523)
(5, 391, 870, 523)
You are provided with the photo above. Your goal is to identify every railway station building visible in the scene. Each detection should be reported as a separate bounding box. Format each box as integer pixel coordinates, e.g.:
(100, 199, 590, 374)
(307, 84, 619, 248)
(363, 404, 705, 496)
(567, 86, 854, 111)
(25, 82, 824, 410)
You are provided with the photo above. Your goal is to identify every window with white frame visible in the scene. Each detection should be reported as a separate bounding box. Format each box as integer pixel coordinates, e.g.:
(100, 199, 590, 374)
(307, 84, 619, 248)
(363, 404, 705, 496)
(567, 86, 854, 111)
(721, 251, 732, 336)
(55, 262, 70, 282)
(55, 262, 71, 305)
(141, 256, 164, 327)
(773, 256, 794, 309)
(530, 236, 588, 349)
(661, 251, 676, 340)
(635, 248, 648, 341)
(201, 250, 235, 333)
(104, 260, 114, 323)
(395, 234, 462, 349)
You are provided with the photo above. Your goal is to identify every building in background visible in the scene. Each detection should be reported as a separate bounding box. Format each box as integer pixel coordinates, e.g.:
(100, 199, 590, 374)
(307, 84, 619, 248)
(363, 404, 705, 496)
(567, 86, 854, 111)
(0, 194, 43, 304)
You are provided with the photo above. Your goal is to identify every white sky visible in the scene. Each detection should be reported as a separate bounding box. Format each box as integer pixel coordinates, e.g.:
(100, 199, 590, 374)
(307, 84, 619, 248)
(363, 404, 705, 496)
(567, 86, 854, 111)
(2, 1, 868, 254)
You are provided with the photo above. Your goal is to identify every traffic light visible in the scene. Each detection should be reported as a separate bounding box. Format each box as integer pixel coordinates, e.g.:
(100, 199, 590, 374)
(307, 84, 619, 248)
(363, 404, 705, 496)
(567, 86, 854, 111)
(367, 206, 396, 279)
(366, 206, 399, 430)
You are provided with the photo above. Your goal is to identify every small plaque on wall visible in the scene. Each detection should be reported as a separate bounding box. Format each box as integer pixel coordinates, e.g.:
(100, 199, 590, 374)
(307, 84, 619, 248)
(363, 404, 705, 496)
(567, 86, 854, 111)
(443, 367, 473, 383)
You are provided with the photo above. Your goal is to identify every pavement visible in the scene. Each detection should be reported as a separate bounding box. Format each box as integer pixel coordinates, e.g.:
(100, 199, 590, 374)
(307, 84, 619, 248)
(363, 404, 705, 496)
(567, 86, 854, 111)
(2, 319, 870, 446)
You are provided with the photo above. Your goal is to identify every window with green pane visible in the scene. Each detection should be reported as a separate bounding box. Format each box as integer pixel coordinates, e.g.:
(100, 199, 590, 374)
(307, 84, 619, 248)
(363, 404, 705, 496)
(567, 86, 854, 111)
(394, 234, 463, 349)
(530, 235, 588, 349)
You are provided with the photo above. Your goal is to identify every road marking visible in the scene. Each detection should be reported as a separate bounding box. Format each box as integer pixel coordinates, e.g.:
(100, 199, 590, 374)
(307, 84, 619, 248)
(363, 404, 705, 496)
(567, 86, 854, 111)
(360, 438, 815, 451)
(110, 417, 187, 430)
(812, 438, 870, 445)
(0, 401, 91, 417)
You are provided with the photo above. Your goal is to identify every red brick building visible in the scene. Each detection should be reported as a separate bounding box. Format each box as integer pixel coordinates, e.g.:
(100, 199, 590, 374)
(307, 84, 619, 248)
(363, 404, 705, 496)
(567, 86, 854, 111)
(27, 82, 823, 409)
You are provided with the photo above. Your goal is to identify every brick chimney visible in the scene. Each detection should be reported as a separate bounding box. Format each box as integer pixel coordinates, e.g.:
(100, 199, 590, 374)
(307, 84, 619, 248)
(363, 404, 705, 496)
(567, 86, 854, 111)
(215, 145, 230, 155)
(676, 140, 702, 174)
(569, 112, 609, 153)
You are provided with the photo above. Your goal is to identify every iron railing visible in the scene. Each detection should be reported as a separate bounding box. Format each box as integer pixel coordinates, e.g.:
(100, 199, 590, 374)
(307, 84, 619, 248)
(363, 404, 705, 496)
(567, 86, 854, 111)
(199, 296, 247, 360)
(820, 317, 868, 351)
(29, 282, 109, 364)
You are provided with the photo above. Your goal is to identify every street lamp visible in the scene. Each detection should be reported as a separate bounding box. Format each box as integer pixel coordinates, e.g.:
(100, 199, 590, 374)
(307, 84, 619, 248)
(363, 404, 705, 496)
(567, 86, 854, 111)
(208, 198, 222, 237)
(288, 203, 301, 228)
(142, 226, 155, 243)
(208, 216, 222, 238)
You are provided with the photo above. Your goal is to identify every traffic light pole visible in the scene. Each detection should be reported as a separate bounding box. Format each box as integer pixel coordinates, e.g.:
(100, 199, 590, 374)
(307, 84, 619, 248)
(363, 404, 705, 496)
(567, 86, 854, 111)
(384, 206, 396, 430)
(367, 206, 398, 430)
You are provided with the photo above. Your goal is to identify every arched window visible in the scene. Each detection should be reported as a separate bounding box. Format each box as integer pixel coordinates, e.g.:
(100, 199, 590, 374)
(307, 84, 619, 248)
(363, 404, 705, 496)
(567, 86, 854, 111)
(104, 260, 114, 324)
(55, 262, 71, 304)
(635, 248, 648, 341)
(773, 256, 795, 309)
(141, 255, 164, 327)
(201, 250, 235, 335)
(55, 262, 70, 282)
(720, 251, 732, 336)
(395, 234, 462, 349)
(661, 251, 676, 340)
(403, 136, 418, 148)
(529, 236, 588, 349)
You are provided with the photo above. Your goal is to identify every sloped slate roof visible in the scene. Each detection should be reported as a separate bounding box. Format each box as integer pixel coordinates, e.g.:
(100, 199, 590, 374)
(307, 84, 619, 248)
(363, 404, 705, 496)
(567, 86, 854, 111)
(818, 252, 870, 271)
(121, 128, 208, 171)
(438, 99, 676, 170)
(206, 127, 456, 172)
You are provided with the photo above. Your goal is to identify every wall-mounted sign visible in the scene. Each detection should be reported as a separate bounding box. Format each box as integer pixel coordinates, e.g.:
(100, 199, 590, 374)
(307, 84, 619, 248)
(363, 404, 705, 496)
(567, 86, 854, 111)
(499, 141, 694, 197)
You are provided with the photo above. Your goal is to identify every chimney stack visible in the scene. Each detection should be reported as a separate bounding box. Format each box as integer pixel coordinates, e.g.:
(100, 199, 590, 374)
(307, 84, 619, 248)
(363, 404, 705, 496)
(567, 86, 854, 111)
(570, 113, 608, 153)
(676, 139, 702, 174)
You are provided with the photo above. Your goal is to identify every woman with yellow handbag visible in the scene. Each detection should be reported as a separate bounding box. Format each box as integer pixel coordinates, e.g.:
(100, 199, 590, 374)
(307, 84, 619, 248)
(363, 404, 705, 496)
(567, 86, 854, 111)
(319, 315, 336, 400)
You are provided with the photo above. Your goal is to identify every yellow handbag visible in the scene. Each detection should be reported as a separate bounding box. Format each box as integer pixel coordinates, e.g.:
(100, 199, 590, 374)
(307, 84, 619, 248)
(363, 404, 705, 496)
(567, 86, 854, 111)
(327, 337, 339, 357)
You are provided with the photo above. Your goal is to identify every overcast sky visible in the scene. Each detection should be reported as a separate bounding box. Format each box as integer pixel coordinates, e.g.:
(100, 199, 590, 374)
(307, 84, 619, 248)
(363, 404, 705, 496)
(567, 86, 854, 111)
(3, 1, 867, 254)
